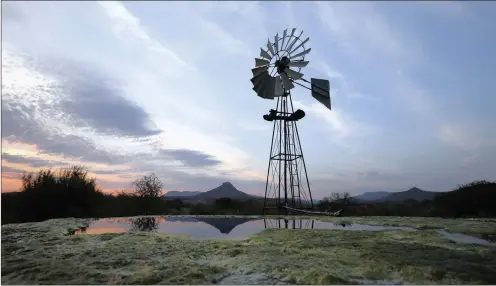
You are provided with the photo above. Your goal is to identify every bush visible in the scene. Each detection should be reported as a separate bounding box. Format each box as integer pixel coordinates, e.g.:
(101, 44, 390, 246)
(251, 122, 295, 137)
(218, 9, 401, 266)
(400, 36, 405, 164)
(19, 166, 104, 222)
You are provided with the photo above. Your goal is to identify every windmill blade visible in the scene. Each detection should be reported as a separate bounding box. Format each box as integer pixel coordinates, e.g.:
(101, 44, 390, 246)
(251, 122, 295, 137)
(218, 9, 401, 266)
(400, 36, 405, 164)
(284, 68, 304, 80)
(288, 60, 309, 68)
(259, 76, 275, 99)
(267, 77, 277, 99)
(252, 86, 259, 95)
(260, 48, 271, 60)
(252, 73, 274, 100)
(252, 66, 268, 77)
(286, 36, 299, 55)
(310, 78, 331, 110)
(290, 28, 296, 38)
(267, 39, 275, 56)
(274, 33, 279, 53)
(286, 30, 303, 55)
(274, 76, 284, 97)
(250, 70, 269, 88)
(290, 37, 309, 55)
(253, 72, 269, 91)
(281, 29, 288, 52)
(255, 58, 270, 67)
(289, 48, 311, 60)
(280, 73, 295, 90)
(284, 28, 297, 51)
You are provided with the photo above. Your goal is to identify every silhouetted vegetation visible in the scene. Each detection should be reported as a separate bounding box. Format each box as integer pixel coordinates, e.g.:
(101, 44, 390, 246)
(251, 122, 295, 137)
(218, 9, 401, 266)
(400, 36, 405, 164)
(318, 181, 496, 218)
(432, 180, 496, 218)
(132, 173, 162, 198)
(2, 165, 496, 224)
(131, 217, 159, 232)
(12, 166, 105, 222)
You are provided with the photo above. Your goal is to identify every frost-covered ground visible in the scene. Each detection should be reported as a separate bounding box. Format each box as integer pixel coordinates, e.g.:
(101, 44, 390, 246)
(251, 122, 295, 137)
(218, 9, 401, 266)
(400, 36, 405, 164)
(2, 216, 496, 284)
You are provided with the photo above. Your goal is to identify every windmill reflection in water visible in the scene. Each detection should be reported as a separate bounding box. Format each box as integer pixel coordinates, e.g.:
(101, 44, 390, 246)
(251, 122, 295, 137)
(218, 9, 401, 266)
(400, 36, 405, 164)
(264, 218, 315, 229)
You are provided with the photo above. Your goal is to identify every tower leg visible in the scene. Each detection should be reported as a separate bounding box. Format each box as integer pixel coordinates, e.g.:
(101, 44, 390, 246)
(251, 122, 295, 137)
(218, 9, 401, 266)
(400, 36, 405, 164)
(288, 93, 314, 210)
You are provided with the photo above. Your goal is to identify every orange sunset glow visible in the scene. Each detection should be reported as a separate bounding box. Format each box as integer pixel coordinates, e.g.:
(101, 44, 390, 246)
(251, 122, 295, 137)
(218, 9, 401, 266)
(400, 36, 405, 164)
(1, 139, 138, 194)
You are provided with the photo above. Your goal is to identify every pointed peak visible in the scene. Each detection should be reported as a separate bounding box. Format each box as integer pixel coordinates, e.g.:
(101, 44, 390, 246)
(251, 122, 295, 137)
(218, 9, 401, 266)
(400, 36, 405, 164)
(221, 182, 233, 186)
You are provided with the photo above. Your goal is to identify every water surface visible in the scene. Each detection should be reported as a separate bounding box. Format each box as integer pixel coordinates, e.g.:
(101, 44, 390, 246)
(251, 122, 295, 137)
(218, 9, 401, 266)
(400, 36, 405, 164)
(438, 230, 495, 246)
(75, 217, 495, 246)
(74, 217, 416, 239)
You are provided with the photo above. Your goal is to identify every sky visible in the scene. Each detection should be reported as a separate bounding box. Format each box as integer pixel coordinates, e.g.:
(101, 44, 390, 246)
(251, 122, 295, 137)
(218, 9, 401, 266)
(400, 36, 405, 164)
(2, 1, 495, 199)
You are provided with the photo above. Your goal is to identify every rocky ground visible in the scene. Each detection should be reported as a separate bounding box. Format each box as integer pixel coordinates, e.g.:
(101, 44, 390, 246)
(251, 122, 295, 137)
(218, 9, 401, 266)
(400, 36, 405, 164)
(2, 216, 496, 284)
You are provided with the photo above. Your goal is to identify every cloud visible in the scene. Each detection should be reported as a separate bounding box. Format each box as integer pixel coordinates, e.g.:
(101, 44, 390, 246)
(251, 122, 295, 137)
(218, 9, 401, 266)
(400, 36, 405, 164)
(53, 63, 162, 138)
(314, 1, 422, 64)
(3, 50, 161, 138)
(313, 60, 382, 104)
(2, 153, 68, 168)
(316, 61, 344, 80)
(2, 166, 27, 176)
(1, 103, 119, 164)
(437, 124, 478, 151)
(157, 149, 222, 168)
(97, 1, 194, 71)
(195, 17, 252, 57)
(2, 1, 25, 23)
(293, 100, 374, 144)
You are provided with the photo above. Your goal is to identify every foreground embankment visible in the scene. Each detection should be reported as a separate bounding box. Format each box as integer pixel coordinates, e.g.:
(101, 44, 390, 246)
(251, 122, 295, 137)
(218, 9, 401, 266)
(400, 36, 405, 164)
(2, 216, 495, 284)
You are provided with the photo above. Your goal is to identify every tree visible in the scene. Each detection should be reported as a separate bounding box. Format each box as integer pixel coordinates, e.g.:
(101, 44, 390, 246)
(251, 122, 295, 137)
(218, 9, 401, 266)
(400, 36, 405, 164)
(132, 174, 163, 198)
(330, 192, 342, 202)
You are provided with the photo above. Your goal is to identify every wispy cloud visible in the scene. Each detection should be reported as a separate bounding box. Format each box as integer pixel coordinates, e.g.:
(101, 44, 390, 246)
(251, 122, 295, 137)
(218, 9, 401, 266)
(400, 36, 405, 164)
(97, 1, 194, 71)
(293, 100, 367, 143)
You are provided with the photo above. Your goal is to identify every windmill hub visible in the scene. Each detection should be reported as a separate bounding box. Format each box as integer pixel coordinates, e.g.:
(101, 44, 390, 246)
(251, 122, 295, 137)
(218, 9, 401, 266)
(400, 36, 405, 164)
(275, 56, 291, 74)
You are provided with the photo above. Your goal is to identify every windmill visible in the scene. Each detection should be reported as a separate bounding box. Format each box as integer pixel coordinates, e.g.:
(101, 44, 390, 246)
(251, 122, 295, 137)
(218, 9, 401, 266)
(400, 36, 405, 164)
(251, 28, 331, 215)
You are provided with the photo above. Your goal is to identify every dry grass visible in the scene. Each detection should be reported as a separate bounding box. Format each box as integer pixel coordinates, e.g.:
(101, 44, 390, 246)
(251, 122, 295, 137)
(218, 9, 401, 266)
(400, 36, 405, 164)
(2, 216, 496, 284)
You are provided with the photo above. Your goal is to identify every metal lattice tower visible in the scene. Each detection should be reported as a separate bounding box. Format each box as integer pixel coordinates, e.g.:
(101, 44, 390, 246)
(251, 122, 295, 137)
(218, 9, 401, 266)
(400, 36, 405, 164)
(263, 92, 313, 214)
(250, 28, 331, 215)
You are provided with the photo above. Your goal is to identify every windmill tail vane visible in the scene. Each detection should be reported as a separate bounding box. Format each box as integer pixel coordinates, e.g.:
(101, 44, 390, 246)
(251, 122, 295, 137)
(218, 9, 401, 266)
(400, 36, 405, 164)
(250, 28, 340, 216)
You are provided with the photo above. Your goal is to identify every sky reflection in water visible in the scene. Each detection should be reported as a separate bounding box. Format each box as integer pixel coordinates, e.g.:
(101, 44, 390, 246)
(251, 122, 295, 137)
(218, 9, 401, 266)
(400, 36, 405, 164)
(75, 217, 495, 246)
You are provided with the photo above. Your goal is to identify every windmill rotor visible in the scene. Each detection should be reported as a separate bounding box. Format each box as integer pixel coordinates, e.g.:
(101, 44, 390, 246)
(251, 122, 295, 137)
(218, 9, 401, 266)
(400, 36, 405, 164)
(250, 28, 331, 111)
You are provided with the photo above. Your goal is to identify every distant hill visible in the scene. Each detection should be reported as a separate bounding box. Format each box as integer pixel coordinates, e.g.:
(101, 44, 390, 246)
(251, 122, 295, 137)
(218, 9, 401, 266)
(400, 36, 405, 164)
(352, 188, 438, 203)
(378, 187, 438, 202)
(163, 191, 201, 197)
(194, 182, 253, 200)
(352, 191, 390, 202)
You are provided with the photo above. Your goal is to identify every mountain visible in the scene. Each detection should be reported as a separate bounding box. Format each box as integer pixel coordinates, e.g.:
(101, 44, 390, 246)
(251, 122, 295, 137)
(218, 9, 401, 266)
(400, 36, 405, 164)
(352, 191, 390, 202)
(378, 187, 438, 202)
(194, 182, 253, 200)
(351, 188, 438, 203)
(163, 191, 201, 197)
